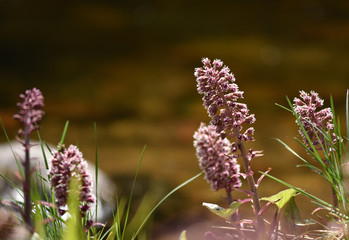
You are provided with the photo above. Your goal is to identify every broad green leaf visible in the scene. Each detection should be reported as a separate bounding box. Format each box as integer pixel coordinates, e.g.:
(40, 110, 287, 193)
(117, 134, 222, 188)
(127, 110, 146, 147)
(179, 230, 187, 240)
(261, 188, 298, 210)
(202, 201, 241, 221)
(281, 196, 302, 233)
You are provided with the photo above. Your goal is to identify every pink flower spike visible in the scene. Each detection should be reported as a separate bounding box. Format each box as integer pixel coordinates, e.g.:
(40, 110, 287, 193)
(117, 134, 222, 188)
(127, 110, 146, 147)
(49, 144, 95, 226)
(293, 90, 336, 149)
(194, 123, 241, 192)
(14, 88, 44, 136)
(195, 58, 255, 141)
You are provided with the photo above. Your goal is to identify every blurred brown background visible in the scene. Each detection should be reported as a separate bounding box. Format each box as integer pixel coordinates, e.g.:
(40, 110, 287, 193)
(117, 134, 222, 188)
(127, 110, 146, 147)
(0, 1, 349, 239)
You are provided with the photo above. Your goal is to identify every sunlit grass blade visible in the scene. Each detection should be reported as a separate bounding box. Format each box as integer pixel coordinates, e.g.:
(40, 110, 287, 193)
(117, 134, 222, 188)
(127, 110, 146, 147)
(131, 172, 203, 240)
(275, 102, 293, 113)
(58, 120, 69, 151)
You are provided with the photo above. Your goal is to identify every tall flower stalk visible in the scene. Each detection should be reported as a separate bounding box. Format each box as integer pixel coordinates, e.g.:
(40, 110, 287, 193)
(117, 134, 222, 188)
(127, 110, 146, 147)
(195, 58, 265, 232)
(13, 88, 45, 228)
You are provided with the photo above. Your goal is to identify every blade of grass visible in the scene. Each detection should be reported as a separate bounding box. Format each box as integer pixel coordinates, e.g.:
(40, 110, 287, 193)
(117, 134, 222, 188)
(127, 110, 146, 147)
(58, 121, 69, 151)
(106, 197, 127, 240)
(275, 102, 293, 113)
(0, 118, 24, 177)
(132, 172, 203, 240)
(275, 138, 327, 180)
(115, 197, 127, 240)
(44, 142, 53, 156)
(94, 122, 99, 227)
(0, 174, 23, 199)
(121, 145, 147, 240)
(37, 131, 50, 171)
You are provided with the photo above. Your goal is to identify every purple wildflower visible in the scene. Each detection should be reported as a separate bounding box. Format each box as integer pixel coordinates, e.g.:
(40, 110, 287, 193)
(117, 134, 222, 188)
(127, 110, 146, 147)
(13, 88, 44, 228)
(194, 58, 266, 232)
(13, 88, 44, 136)
(194, 123, 241, 192)
(49, 145, 95, 219)
(194, 58, 255, 141)
(293, 91, 336, 148)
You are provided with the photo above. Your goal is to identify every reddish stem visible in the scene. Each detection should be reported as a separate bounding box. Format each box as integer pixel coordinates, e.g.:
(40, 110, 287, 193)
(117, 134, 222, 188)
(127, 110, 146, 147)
(23, 124, 32, 228)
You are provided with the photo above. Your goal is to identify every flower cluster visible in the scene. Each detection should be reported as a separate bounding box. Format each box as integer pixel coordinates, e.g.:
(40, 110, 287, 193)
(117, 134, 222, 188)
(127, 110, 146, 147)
(49, 145, 95, 218)
(13, 88, 44, 136)
(293, 91, 336, 148)
(194, 58, 255, 141)
(194, 123, 241, 192)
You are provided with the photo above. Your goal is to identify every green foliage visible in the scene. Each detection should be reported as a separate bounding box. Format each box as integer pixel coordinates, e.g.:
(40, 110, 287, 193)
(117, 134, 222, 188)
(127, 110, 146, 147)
(263, 172, 349, 220)
(202, 201, 241, 221)
(261, 188, 299, 210)
(261, 189, 304, 235)
(281, 195, 302, 233)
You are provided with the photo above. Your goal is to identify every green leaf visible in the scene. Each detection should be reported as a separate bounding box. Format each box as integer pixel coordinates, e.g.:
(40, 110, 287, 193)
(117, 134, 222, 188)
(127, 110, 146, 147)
(281, 195, 301, 233)
(179, 230, 187, 240)
(202, 201, 241, 221)
(261, 188, 299, 210)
